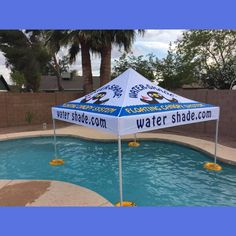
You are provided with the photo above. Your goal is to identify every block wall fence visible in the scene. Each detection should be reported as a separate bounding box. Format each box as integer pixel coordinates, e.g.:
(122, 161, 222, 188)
(0, 90, 235, 139)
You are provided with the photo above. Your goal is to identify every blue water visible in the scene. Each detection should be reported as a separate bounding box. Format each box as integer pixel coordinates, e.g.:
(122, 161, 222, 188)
(0, 136, 236, 206)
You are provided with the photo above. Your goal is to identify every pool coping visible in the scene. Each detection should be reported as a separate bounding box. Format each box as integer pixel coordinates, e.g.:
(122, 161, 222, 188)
(0, 125, 236, 166)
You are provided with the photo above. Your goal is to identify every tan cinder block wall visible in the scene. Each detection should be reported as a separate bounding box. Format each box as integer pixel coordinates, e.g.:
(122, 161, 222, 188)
(0, 92, 83, 128)
(0, 93, 8, 127)
(166, 89, 236, 139)
(0, 90, 235, 139)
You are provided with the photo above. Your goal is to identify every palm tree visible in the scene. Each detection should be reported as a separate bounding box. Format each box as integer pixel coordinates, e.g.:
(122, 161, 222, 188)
(94, 30, 145, 86)
(63, 30, 145, 93)
(65, 30, 94, 94)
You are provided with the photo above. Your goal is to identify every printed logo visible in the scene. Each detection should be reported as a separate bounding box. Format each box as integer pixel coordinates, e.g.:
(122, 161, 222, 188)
(81, 92, 109, 105)
(80, 84, 123, 105)
(140, 91, 178, 104)
(129, 84, 178, 104)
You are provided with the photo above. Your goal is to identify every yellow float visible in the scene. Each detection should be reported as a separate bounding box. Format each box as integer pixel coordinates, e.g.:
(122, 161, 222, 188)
(49, 159, 64, 166)
(115, 201, 137, 207)
(204, 162, 222, 171)
(128, 141, 140, 147)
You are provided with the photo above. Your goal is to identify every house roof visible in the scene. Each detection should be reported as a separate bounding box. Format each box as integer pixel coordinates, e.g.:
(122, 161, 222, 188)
(0, 75, 10, 91)
(39, 75, 100, 91)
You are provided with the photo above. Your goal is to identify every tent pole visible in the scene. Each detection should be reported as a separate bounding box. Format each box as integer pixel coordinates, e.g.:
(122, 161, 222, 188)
(118, 135, 123, 205)
(214, 119, 219, 164)
(134, 133, 137, 142)
(53, 119, 57, 158)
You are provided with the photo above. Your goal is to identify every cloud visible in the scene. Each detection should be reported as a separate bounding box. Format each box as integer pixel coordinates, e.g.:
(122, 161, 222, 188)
(131, 43, 168, 59)
(136, 30, 184, 43)
(135, 41, 169, 50)
(0, 52, 11, 83)
(132, 29, 184, 58)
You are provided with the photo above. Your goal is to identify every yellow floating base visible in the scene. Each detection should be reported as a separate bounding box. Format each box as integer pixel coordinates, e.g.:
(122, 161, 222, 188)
(115, 201, 137, 207)
(128, 141, 140, 147)
(204, 162, 222, 171)
(49, 159, 64, 166)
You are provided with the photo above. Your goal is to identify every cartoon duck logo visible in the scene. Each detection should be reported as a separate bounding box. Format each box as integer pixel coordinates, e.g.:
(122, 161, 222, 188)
(81, 92, 109, 105)
(140, 91, 178, 104)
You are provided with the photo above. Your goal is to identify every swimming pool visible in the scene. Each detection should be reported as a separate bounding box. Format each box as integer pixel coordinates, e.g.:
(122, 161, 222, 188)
(0, 136, 236, 206)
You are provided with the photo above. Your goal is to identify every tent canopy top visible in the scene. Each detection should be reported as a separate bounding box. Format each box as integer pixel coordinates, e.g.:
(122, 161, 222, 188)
(52, 68, 219, 135)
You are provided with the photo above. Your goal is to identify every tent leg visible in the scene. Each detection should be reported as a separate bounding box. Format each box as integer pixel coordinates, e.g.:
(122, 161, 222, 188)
(118, 135, 123, 206)
(53, 119, 57, 158)
(214, 119, 219, 164)
(134, 133, 137, 142)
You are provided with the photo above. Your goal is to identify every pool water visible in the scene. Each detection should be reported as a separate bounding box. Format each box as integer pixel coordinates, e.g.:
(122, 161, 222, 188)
(0, 136, 236, 206)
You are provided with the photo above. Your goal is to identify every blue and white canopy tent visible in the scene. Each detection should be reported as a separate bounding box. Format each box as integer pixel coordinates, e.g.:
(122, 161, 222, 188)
(51, 68, 220, 206)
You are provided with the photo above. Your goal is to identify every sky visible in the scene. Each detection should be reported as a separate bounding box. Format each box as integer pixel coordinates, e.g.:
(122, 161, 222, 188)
(0, 30, 184, 84)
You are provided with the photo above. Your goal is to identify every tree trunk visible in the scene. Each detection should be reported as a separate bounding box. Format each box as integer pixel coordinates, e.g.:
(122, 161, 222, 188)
(81, 40, 93, 94)
(100, 41, 112, 86)
(52, 54, 64, 91)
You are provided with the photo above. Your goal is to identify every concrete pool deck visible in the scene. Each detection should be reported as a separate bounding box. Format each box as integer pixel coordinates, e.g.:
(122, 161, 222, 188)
(0, 180, 112, 206)
(0, 125, 236, 206)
